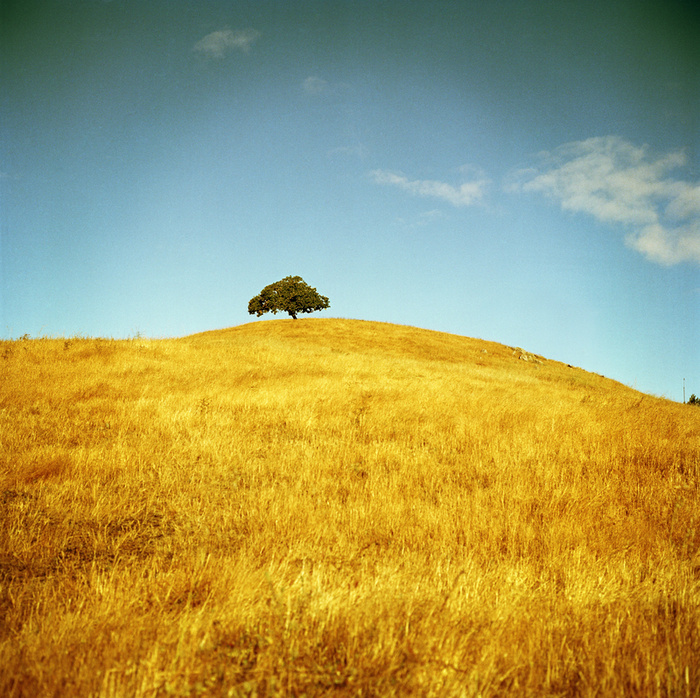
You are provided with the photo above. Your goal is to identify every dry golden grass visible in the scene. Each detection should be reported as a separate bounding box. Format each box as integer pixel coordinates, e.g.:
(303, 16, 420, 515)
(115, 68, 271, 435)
(1, 318, 698, 696)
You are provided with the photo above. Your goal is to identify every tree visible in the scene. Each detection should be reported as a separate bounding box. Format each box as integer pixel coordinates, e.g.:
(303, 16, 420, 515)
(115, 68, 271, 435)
(688, 394, 700, 406)
(248, 276, 330, 320)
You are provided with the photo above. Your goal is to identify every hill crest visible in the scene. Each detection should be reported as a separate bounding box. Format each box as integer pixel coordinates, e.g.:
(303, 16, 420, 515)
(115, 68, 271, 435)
(186, 317, 640, 401)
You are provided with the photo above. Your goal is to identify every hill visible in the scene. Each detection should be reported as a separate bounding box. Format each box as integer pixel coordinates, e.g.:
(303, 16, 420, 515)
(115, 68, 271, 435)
(1, 319, 698, 696)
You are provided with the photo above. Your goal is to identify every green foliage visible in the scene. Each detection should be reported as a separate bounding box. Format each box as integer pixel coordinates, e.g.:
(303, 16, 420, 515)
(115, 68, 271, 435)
(688, 394, 700, 406)
(248, 276, 330, 320)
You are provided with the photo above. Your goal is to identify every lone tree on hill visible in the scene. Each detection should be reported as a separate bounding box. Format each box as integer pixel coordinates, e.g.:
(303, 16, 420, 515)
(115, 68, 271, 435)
(248, 276, 330, 320)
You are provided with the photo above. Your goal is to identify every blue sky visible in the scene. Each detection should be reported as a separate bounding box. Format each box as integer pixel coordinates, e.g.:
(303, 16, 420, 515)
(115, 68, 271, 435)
(1, 0, 698, 400)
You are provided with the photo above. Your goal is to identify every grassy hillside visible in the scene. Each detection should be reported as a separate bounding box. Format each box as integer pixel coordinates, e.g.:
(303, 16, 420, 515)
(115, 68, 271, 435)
(1, 318, 698, 696)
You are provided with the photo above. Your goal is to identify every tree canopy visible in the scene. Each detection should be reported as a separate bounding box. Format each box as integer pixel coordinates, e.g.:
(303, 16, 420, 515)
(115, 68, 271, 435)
(248, 276, 330, 320)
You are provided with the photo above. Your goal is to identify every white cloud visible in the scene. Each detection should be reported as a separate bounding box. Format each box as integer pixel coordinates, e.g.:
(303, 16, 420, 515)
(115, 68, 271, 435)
(370, 169, 490, 207)
(193, 29, 260, 58)
(302, 76, 328, 95)
(507, 136, 700, 265)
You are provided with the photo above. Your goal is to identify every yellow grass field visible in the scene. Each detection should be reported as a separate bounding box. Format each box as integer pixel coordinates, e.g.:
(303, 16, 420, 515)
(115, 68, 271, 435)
(1, 318, 698, 696)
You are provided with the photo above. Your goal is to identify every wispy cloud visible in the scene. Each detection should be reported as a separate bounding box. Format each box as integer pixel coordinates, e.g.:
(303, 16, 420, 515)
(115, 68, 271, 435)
(328, 143, 369, 159)
(302, 76, 328, 95)
(507, 136, 700, 265)
(193, 28, 260, 59)
(414, 209, 447, 226)
(302, 76, 355, 100)
(370, 169, 490, 207)
(394, 209, 448, 230)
